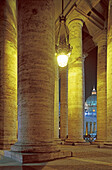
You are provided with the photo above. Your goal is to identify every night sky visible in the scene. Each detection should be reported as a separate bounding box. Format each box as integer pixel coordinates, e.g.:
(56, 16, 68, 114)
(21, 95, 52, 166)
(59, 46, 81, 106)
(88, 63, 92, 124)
(85, 47, 97, 101)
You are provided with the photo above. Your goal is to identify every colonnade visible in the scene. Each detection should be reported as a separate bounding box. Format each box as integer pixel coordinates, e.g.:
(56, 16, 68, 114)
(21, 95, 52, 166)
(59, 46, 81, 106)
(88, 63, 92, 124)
(54, 0, 112, 145)
(84, 122, 97, 135)
(59, 0, 112, 146)
(0, 0, 112, 163)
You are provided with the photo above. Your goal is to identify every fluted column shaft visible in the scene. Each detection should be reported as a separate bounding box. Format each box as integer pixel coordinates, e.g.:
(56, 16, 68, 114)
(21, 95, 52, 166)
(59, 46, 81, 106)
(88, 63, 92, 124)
(107, 0, 112, 142)
(54, 59, 59, 139)
(0, 0, 17, 149)
(60, 67, 68, 141)
(94, 31, 107, 142)
(67, 19, 84, 142)
(11, 0, 59, 153)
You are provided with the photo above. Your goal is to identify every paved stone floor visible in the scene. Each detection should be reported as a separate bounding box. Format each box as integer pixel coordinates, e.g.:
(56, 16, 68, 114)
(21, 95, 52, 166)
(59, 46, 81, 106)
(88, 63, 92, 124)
(0, 144, 112, 170)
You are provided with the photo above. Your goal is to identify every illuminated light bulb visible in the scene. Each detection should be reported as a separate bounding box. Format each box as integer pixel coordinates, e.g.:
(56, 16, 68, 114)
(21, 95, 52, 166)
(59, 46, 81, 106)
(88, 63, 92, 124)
(57, 54, 68, 67)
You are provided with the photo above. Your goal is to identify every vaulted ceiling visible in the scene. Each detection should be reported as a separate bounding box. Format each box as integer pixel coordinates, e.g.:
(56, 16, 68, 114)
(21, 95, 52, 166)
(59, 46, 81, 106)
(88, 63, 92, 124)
(54, 0, 108, 53)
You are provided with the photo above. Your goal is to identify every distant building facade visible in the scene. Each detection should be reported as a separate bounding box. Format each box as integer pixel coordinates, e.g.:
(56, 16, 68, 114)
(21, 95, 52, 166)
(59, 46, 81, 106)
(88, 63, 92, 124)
(84, 88, 97, 137)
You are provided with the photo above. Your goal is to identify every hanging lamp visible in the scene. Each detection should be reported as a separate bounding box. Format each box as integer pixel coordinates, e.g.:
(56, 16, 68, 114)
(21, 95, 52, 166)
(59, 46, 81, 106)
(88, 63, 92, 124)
(55, 0, 72, 67)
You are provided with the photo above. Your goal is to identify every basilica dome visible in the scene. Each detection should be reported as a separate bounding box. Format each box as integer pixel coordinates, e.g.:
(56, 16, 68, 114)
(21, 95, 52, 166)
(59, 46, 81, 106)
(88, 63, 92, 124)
(85, 88, 97, 116)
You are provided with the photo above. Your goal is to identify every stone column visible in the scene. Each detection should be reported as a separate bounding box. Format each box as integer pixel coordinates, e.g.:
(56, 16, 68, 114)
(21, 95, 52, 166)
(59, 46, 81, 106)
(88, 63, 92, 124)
(54, 58, 59, 140)
(86, 122, 88, 135)
(13, 0, 57, 152)
(0, 0, 17, 150)
(93, 30, 107, 143)
(5, 0, 71, 162)
(60, 66, 68, 141)
(67, 19, 84, 144)
(88, 122, 90, 134)
(107, 0, 112, 142)
(82, 55, 86, 136)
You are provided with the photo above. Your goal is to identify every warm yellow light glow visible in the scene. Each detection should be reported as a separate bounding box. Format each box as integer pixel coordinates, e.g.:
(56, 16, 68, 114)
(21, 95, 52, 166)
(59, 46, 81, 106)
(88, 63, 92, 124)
(57, 54, 68, 67)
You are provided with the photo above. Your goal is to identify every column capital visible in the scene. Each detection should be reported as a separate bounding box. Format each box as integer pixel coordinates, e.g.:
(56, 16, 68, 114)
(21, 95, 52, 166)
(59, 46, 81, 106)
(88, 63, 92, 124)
(68, 18, 84, 29)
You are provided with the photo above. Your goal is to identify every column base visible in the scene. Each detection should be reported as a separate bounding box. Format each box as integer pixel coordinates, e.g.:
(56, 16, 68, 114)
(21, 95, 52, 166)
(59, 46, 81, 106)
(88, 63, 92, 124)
(92, 139, 105, 145)
(54, 138, 62, 144)
(60, 140, 65, 145)
(4, 150, 72, 163)
(65, 139, 89, 146)
(4, 141, 72, 163)
(0, 144, 12, 150)
(10, 141, 61, 153)
(0, 139, 17, 150)
(98, 141, 112, 148)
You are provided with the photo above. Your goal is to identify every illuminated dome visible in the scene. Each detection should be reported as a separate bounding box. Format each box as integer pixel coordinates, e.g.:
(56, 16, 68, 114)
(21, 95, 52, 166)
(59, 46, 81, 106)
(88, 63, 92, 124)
(85, 88, 97, 116)
(86, 90, 97, 106)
